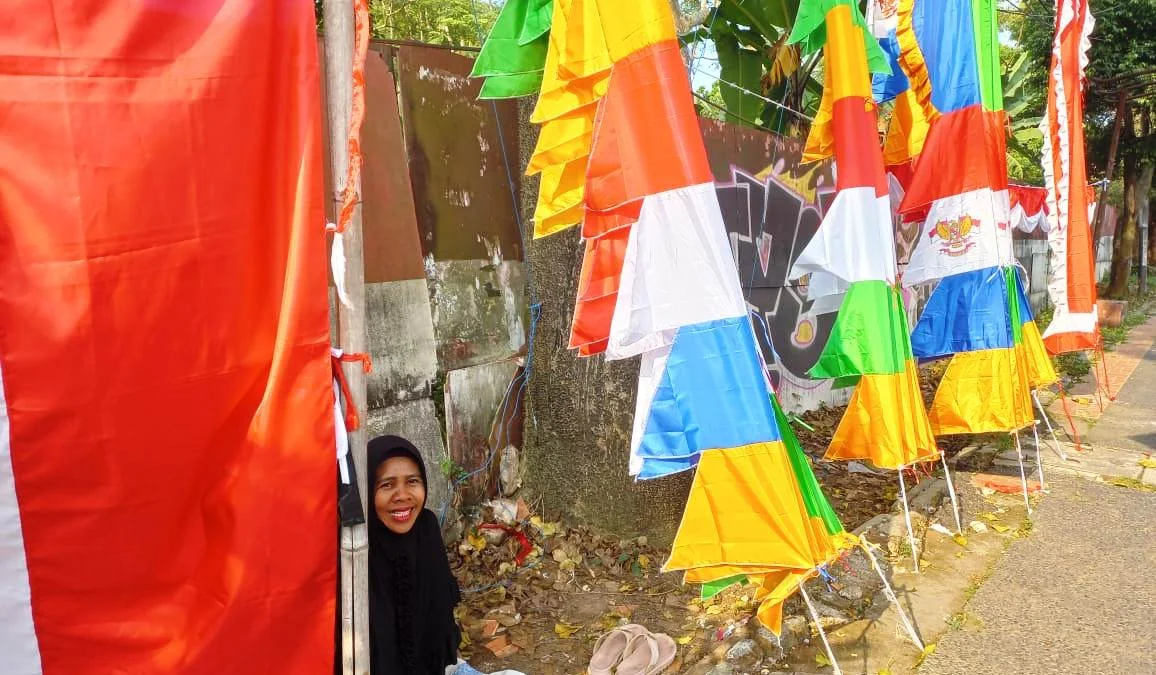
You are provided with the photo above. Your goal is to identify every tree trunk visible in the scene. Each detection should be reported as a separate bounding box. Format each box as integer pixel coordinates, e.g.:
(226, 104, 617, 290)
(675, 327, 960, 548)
(1137, 160, 1154, 294)
(1107, 155, 1139, 298)
(515, 98, 694, 548)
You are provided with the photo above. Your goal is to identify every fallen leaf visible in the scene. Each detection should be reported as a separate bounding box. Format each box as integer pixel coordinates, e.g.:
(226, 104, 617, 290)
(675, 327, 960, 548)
(705, 605, 724, 615)
(991, 524, 1010, 533)
(637, 554, 651, 568)
(676, 635, 693, 645)
(913, 642, 937, 668)
(952, 534, 968, 547)
(1139, 458, 1156, 469)
(980, 513, 999, 523)
(553, 622, 581, 639)
(467, 532, 487, 552)
(815, 652, 832, 667)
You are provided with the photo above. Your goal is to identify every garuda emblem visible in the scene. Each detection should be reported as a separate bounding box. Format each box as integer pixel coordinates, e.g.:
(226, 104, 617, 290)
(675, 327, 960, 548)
(929, 215, 978, 257)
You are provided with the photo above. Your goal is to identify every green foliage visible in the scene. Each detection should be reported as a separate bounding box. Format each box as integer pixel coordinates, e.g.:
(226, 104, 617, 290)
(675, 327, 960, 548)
(315, 0, 502, 46)
(695, 81, 728, 122)
(369, 0, 502, 45)
(1004, 0, 1156, 167)
(683, 0, 821, 135)
(1053, 352, 1092, 384)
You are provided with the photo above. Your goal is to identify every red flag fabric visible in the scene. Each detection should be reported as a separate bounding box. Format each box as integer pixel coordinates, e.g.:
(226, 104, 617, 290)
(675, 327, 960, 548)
(1041, 0, 1098, 354)
(0, 2, 336, 673)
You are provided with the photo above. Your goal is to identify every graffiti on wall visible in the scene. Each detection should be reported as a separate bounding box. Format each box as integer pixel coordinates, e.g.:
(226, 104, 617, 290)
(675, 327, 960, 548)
(701, 121, 929, 411)
(713, 162, 841, 410)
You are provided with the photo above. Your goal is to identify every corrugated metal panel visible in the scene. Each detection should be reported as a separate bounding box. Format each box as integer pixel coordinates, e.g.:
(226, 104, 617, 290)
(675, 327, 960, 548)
(319, 43, 426, 283)
(396, 46, 523, 262)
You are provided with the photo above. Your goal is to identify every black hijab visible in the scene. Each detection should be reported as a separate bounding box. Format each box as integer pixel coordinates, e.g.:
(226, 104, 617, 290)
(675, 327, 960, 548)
(367, 436, 461, 675)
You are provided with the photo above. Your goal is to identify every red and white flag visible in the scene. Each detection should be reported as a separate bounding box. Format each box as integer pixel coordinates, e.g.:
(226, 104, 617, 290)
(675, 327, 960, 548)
(0, 2, 336, 672)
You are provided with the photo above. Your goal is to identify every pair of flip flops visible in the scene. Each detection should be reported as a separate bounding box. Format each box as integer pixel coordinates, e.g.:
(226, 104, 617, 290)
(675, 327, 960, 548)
(587, 624, 677, 675)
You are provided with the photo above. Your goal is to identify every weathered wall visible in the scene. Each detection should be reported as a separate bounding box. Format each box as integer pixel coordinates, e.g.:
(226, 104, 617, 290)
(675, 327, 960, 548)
(322, 43, 530, 524)
(393, 46, 529, 514)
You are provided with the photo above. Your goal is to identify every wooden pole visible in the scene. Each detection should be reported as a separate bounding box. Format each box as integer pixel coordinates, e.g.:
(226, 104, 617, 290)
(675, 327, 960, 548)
(1092, 91, 1127, 244)
(322, 1, 370, 673)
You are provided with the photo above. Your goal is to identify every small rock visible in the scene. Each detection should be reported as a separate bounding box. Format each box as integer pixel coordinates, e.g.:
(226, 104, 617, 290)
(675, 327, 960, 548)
(969, 520, 989, 533)
(835, 582, 864, 603)
(779, 616, 808, 653)
(725, 639, 763, 670)
(752, 625, 785, 663)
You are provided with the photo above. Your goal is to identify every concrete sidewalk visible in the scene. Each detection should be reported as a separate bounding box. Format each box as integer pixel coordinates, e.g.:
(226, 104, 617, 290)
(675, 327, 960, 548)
(918, 474, 1156, 675)
(920, 329, 1156, 675)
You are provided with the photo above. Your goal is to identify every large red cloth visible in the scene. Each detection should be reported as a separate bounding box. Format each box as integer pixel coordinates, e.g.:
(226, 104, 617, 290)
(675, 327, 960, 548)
(0, 2, 336, 673)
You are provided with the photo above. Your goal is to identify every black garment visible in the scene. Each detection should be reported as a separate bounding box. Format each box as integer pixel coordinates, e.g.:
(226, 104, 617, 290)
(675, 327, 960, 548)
(367, 436, 461, 675)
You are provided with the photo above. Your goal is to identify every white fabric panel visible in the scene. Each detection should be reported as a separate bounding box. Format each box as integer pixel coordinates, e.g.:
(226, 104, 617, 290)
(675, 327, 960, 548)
(902, 187, 1015, 286)
(0, 363, 44, 675)
(1010, 203, 1049, 233)
(788, 187, 896, 297)
(1041, 306, 1099, 340)
(628, 345, 672, 475)
(605, 182, 747, 361)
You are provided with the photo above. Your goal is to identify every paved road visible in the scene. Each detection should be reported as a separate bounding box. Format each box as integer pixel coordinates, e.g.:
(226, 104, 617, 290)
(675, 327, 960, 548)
(921, 341, 1156, 675)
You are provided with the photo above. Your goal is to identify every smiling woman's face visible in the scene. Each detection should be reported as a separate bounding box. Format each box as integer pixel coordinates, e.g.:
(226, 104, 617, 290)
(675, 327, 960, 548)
(373, 455, 426, 535)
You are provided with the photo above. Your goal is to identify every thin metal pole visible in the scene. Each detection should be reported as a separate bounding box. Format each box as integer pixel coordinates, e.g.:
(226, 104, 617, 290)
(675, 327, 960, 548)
(1013, 432, 1032, 514)
(897, 470, 920, 573)
(1033, 390, 1068, 460)
(799, 582, 844, 675)
(1031, 421, 1047, 492)
(322, 0, 370, 672)
(860, 542, 925, 651)
(940, 455, 963, 536)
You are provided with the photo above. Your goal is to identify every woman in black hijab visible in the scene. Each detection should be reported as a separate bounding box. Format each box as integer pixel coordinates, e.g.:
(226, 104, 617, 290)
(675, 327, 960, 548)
(367, 435, 461, 674)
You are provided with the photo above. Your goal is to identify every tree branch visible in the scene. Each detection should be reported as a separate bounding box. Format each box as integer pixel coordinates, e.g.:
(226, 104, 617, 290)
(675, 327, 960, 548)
(670, 0, 714, 34)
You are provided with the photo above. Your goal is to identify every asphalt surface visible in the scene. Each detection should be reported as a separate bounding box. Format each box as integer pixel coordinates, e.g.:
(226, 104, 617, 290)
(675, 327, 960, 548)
(921, 341, 1156, 675)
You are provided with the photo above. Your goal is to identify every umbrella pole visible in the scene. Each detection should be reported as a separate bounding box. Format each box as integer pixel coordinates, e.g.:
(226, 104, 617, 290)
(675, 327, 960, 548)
(940, 455, 963, 535)
(860, 541, 924, 650)
(897, 470, 920, 573)
(1031, 421, 1047, 492)
(1013, 431, 1032, 514)
(799, 581, 844, 675)
(1033, 390, 1068, 460)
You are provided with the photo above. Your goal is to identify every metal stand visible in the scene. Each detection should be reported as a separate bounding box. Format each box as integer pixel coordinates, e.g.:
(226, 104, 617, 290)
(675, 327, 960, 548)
(860, 541, 925, 650)
(800, 581, 843, 675)
(897, 471, 920, 573)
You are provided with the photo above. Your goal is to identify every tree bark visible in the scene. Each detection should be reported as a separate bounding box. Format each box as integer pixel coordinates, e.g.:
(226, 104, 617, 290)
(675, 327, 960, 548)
(1093, 92, 1128, 244)
(1107, 154, 1139, 298)
(1137, 160, 1154, 294)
